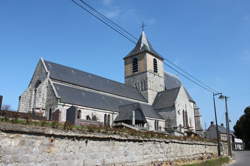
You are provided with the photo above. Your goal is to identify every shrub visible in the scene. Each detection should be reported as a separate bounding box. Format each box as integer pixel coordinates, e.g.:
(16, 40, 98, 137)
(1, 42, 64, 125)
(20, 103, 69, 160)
(63, 121, 73, 131)
(51, 121, 59, 129)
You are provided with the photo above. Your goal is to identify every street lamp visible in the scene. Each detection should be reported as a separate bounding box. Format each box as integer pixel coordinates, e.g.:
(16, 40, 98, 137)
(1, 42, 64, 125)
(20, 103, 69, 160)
(213, 92, 222, 156)
(219, 95, 232, 157)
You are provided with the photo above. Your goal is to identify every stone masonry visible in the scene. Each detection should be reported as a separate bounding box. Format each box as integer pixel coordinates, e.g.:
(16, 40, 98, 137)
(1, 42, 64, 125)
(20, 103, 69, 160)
(0, 123, 220, 166)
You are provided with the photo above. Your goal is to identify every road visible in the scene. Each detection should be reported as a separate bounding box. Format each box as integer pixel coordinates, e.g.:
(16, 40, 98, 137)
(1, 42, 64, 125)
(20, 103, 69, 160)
(229, 151, 250, 166)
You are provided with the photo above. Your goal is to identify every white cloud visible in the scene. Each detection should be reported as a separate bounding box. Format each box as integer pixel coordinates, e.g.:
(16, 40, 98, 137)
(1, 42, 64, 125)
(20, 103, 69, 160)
(102, 0, 113, 6)
(101, 7, 121, 19)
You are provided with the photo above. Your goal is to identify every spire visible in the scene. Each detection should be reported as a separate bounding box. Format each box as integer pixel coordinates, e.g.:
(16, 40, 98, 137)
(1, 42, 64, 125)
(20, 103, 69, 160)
(124, 31, 163, 60)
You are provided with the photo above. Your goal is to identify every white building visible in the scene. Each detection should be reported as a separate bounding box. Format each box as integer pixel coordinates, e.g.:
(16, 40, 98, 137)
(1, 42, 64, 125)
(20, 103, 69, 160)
(18, 31, 202, 135)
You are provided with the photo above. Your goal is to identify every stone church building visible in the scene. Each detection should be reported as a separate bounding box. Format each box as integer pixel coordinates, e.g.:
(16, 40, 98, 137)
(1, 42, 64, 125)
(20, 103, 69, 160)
(18, 31, 202, 135)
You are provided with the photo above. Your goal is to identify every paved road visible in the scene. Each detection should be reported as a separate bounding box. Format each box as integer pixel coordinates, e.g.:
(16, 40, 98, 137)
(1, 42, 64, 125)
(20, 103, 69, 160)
(229, 151, 250, 166)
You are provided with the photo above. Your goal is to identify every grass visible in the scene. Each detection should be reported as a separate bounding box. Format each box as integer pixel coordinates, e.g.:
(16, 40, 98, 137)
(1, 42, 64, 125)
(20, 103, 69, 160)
(182, 157, 230, 166)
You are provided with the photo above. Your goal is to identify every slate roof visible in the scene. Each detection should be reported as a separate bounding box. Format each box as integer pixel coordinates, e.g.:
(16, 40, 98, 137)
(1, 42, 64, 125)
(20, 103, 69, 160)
(124, 31, 163, 60)
(115, 103, 147, 122)
(140, 103, 164, 119)
(164, 72, 195, 103)
(164, 72, 182, 90)
(153, 87, 180, 110)
(54, 83, 132, 112)
(207, 124, 234, 135)
(44, 60, 146, 102)
(53, 83, 163, 119)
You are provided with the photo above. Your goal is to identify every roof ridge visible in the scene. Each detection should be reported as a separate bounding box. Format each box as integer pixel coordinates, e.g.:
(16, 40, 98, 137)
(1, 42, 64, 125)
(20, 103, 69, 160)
(44, 59, 143, 92)
(43, 59, 147, 102)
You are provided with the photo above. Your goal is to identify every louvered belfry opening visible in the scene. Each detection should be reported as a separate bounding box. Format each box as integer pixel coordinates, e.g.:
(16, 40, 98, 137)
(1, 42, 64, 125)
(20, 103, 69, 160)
(153, 58, 158, 73)
(132, 58, 138, 73)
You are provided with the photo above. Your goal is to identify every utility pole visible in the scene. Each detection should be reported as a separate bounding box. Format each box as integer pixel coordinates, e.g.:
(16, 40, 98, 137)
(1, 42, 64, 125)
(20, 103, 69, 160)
(213, 93, 221, 156)
(219, 95, 232, 157)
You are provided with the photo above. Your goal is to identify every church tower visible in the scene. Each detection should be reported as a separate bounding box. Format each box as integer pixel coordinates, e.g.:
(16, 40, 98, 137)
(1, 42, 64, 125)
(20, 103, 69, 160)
(124, 31, 165, 104)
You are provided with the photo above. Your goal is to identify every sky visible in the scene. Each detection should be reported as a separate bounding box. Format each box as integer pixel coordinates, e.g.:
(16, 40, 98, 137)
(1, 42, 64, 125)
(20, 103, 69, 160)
(0, 0, 249, 130)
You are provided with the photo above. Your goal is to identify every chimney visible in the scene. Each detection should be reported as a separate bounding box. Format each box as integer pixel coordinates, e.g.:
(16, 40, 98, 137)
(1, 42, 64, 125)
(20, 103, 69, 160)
(0, 95, 2, 111)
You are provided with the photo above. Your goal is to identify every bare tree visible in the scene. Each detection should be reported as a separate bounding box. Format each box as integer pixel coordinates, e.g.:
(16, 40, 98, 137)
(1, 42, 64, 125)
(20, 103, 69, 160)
(1, 105, 12, 111)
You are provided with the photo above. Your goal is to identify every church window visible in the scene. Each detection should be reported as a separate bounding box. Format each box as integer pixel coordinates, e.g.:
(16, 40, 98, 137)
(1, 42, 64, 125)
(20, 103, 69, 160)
(104, 114, 107, 126)
(107, 115, 111, 127)
(141, 81, 144, 91)
(103, 114, 111, 127)
(132, 58, 138, 73)
(183, 110, 188, 128)
(92, 115, 97, 121)
(86, 115, 91, 120)
(155, 120, 159, 131)
(77, 110, 81, 119)
(153, 58, 158, 73)
(48, 109, 52, 121)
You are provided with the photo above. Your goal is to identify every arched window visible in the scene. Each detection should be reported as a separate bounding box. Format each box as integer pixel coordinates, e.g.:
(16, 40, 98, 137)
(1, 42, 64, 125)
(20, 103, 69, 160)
(104, 114, 107, 126)
(92, 115, 97, 121)
(183, 110, 188, 128)
(49, 109, 52, 121)
(86, 115, 91, 120)
(77, 110, 81, 119)
(107, 115, 111, 127)
(155, 120, 159, 131)
(132, 58, 138, 73)
(153, 58, 158, 73)
(33, 80, 42, 112)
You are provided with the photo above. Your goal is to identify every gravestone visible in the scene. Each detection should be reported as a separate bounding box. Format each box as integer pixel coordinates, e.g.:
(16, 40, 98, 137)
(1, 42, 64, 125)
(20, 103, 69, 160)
(66, 106, 77, 125)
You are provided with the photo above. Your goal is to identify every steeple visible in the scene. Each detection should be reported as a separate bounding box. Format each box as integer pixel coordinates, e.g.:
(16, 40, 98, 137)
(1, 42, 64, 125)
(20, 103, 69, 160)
(124, 31, 165, 104)
(124, 31, 163, 60)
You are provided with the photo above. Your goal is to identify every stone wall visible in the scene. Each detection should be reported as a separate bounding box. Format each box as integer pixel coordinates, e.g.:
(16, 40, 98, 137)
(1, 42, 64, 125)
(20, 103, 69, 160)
(0, 123, 220, 166)
(18, 60, 49, 114)
(175, 86, 196, 132)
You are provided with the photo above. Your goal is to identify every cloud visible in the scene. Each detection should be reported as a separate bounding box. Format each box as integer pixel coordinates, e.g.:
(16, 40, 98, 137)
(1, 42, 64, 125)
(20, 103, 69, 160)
(101, 7, 121, 19)
(102, 0, 113, 6)
(98, 1, 156, 30)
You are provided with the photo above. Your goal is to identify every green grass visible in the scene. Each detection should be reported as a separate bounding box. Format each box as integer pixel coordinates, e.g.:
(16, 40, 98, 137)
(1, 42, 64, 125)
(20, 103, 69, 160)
(182, 157, 230, 166)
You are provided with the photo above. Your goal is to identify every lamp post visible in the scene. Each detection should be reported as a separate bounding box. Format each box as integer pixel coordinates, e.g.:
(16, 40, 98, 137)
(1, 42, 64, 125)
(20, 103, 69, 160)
(219, 95, 232, 157)
(213, 92, 222, 156)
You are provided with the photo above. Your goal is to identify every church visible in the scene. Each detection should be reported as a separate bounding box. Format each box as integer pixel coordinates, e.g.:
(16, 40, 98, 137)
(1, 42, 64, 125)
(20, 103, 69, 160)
(18, 31, 203, 135)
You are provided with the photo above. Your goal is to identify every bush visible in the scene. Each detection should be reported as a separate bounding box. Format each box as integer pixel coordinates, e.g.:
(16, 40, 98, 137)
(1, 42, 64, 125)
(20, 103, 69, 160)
(51, 121, 59, 129)
(63, 121, 73, 131)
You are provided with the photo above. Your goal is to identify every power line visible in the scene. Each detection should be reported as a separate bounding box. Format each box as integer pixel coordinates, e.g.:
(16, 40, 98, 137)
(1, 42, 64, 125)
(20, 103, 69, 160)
(71, 0, 219, 94)
(163, 62, 214, 93)
(78, 0, 138, 41)
(164, 60, 219, 93)
(71, 0, 136, 44)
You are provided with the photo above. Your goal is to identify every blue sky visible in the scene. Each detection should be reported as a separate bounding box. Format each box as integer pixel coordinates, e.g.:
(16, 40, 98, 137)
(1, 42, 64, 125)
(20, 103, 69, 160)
(0, 0, 249, 129)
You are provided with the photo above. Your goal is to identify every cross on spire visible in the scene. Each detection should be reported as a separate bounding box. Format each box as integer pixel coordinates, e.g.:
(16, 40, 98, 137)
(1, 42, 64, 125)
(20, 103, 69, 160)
(141, 22, 146, 31)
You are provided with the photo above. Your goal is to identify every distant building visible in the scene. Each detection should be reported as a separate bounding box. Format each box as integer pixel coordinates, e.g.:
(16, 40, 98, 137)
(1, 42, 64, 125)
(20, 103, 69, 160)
(205, 122, 232, 141)
(18, 31, 202, 135)
(232, 138, 244, 151)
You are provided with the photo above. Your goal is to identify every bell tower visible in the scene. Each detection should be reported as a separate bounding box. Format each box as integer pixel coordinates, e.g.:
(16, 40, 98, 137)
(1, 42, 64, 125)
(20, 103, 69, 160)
(124, 31, 165, 104)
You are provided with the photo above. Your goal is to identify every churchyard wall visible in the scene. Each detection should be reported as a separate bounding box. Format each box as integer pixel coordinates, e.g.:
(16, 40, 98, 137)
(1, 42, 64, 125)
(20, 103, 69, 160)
(0, 122, 222, 166)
